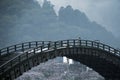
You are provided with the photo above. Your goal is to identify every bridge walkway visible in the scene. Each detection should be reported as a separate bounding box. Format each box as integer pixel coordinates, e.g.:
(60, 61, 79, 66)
(0, 39, 120, 80)
(0, 41, 50, 66)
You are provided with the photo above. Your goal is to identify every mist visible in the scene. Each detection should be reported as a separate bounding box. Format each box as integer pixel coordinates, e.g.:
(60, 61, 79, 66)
(44, 0, 120, 37)
(0, 0, 120, 49)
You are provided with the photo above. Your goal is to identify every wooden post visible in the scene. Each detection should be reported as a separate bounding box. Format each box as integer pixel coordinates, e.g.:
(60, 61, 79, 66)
(42, 41, 44, 48)
(0, 50, 1, 56)
(91, 41, 93, 47)
(22, 43, 24, 51)
(14, 45, 17, 51)
(29, 42, 31, 48)
(79, 40, 81, 46)
(41, 46, 43, 52)
(67, 40, 69, 48)
(108, 47, 110, 52)
(36, 42, 38, 47)
(7, 47, 9, 54)
(48, 43, 50, 50)
(54, 42, 57, 57)
(54, 42, 56, 49)
(73, 40, 76, 54)
(61, 41, 63, 47)
(114, 49, 117, 55)
(103, 45, 105, 50)
(26, 52, 28, 60)
(73, 40, 75, 47)
(67, 40, 69, 55)
(86, 40, 87, 46)
(34, 48, 36, 54)
(97, 43, 99, 48)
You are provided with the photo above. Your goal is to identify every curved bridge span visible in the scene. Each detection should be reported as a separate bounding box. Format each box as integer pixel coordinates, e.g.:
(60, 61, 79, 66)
(0, 39, 120, 80)
(0, 41, 51, 66)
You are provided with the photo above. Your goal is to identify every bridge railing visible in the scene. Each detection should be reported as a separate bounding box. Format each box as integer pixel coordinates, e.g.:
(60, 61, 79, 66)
(55, 39, 120, 56)
(50, 39, 120, 56)
(0, 41, 51, 56)
(0, 39, 120, 75)
(0, 42, 51, 74)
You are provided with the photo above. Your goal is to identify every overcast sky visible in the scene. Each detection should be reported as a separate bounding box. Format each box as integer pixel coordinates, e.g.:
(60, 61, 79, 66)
(36, 0, 120, 37)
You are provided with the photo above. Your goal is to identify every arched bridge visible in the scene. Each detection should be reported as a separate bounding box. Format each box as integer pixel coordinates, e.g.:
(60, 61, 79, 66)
(0, 41, 51, 65)
(0, 39, 120, 80)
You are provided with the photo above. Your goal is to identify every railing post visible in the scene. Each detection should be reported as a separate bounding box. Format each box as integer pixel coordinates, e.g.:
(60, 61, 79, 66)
(67, 40, 69, 47)
(60, 41, 63, 47)
(66, 40, 69, 55)
(26, 52, 29, 61)
(73, 40, 75, 47)
(91, 41, 93, 47)
(42, 41, 44, 48)
(97, 43, 99, 48)
(14, 45, 17, 51)
(41, 46, 43, 52)
(33, 48, 36, 54)
(22, 43, 24, 51)
(54, 42, 57, 56)
(29, 42, 31, 48)
(36, 42, 38, 47)
(79, 40, 81, 46)
(103, 45, 105, 50)
(86, 40, 87, 46)
(114, 49, 117, 55)
(7, 47, 9, 54)
(0, 50, 1, 56)
(48, 43, 50, 50)
(54, 42, 56, 49)
(109, 47, 110, 52)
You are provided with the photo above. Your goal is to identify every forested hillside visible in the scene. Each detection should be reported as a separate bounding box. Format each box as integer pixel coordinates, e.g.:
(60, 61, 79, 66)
(0, 0, 119, 48)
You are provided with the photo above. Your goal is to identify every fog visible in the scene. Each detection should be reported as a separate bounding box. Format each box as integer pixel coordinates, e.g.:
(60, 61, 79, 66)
(0, 0, 120, 49)
(42, 0, 120, 37)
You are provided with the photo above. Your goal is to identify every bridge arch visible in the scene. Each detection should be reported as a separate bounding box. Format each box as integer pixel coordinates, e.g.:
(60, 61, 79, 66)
(0, 39, 120, 80)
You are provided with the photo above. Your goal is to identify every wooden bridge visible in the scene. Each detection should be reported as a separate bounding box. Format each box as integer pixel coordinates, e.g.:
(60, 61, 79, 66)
(0, 39, 120, 80)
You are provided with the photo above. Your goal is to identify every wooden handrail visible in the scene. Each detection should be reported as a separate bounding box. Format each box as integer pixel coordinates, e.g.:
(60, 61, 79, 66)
(0, 39, 120, 75)
(0, 41, 51, 56)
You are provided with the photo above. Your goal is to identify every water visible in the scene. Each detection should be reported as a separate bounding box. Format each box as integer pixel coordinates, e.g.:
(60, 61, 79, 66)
(15, 57, 104, 80)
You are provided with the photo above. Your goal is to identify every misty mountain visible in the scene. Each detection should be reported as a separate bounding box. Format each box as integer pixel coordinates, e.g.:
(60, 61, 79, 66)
(59, 6, 90, 27)
(58, 4, 119, 48)
(0, 0, 119, 48)
(0, 0, 41, 47)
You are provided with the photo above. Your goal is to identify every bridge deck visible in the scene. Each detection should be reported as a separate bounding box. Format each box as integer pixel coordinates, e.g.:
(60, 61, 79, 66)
(0, 39, 120, 80)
